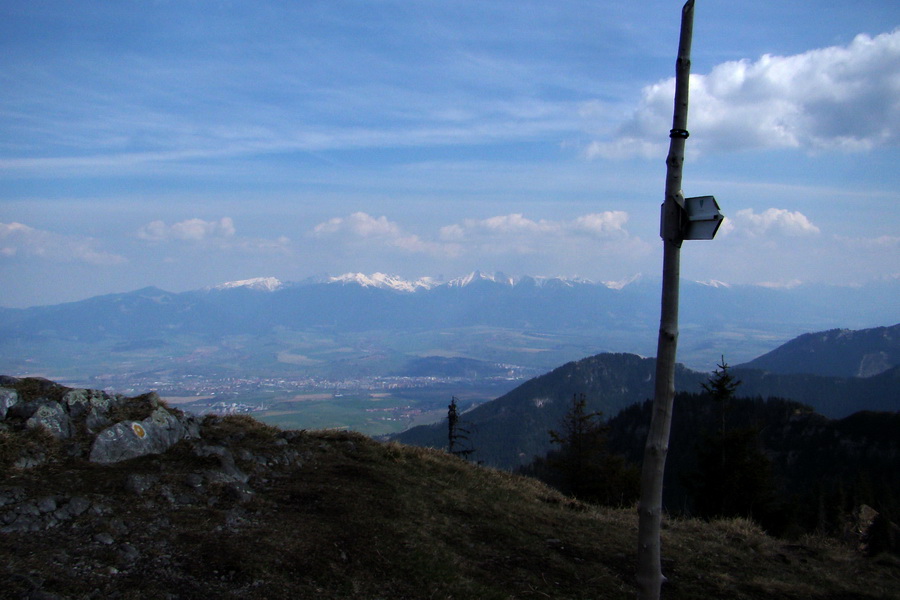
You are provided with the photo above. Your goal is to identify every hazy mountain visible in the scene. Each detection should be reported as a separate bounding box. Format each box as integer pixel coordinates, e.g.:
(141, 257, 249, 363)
(0, 272, 897, 380)
(394, 325, 900, 469)
(737, 323, 900, 377)
(326, 272, 443, 292)
(211, 277, 284, 292)
(393, 353, 708, 469)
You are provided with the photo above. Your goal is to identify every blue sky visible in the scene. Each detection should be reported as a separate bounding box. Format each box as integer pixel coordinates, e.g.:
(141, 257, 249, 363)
(2, 0, 899, 308)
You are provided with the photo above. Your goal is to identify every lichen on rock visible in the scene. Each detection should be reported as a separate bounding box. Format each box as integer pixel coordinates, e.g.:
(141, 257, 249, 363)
(0, 377, 200, 468)
(26, 402, 73, 439)
(0, 388, 18, 419)
(89, 406, 200, 464)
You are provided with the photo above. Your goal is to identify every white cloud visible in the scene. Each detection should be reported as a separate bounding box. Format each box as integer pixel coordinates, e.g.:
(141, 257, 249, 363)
(440, 212, 630, 242)
(313, 213, 399, 238)
(572, 212, 630, 236)
(589, 29, 900, 158)
(725, 208, 820, 237)
(435, 212, 651, 277)
(834, 234, 900, 250)
(312, 212, 446, 255)
(135, 217, 289, 256)
(309, 211, 650, 278)
(0, 222, 126, 266)
(137, 217, 236, 242)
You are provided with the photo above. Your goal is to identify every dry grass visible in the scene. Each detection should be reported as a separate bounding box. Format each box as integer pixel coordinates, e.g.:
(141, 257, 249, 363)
(1, 416, 898, 599)
(0, 426, 61, 473)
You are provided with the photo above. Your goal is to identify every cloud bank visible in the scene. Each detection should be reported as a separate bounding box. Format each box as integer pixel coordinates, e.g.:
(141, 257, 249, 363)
(722, 208, 821, 238)
(0, 222, 126, 266)
(308, 211, 652, 280)
(588, 29, 900, 158)
(137, 218, 237, 242)
(439, 212, 631, 243)
(312, 212, 443, 255)
(136, 217, 290, 256)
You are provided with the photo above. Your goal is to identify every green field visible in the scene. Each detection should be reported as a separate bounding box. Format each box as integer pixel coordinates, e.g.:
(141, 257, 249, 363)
(167, 381, 517, 438)
(259, 382, 514, 437)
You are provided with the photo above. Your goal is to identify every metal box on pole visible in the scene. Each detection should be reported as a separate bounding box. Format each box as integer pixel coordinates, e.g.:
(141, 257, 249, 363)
(683, 195, 723, 240)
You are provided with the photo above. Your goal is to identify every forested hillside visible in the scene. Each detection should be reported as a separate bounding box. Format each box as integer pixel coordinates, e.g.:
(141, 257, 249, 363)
(395, 347, 900, 469)
(606, 393, 900, 541)
(738, 324, 900, 377)
(394, 353, 708, 468)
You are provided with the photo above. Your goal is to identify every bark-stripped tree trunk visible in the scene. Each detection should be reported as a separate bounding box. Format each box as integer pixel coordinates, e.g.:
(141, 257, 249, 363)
(636, 2, 695, 599)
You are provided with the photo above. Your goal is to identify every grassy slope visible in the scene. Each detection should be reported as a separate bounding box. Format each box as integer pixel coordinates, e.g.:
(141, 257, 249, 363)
(1, 418, 898, 599)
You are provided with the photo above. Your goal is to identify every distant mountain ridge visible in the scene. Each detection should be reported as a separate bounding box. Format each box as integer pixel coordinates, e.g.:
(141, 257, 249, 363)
(737, 324, 900, 378)
(326, 272, 443, 292)
(257, 271, 614, 293)
(211, 277, 284, 292)
(394, 324, 900, 469)
(1, 272, 897, 381)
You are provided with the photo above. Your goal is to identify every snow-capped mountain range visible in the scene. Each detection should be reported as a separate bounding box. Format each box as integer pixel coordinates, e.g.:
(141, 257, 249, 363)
(212, 277, 285, 292)
(327, 272, 444, 292)
(1, 270, 895, 377)
(214, 271, 628, 293)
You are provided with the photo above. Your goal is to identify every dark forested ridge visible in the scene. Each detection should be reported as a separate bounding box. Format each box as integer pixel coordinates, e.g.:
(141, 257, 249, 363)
(733, 364, 900, 416)
(738, 323, 900, 377)
(393, 353, 709, 469)
(606, 393, 900, 539)
(394, 346, 900, 469)
(392, 324, 900, 547)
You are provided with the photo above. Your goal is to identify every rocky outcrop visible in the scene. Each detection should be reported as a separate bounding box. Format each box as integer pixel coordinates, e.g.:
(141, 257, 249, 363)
(0, 377, 199, 467)
(89, 406, 200, 463)
(0, 387, 18, 419)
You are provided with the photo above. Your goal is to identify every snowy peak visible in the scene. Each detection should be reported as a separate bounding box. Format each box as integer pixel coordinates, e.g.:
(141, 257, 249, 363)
(213, 277, 283, 292)
(601, 274, 642, 290)
(447, 271, 515, 288)
(209, 272, 642, 294)
(695, 279, 731, 289)
(329, 272, 441, 293)
(326, 271, 604, 291)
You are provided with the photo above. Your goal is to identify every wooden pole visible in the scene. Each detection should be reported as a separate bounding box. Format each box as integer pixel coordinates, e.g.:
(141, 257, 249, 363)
(636, 2, 694, 599)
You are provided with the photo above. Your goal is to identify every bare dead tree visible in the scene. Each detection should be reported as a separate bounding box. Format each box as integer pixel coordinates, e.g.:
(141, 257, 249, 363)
(636, 2, 695, 599)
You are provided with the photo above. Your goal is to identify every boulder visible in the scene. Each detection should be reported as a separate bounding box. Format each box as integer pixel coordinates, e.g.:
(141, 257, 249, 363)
(5, 399, 38, 420)
(63, 388, 112, 419)
(89, 407, 199, 464)
(2, 379, 200, 466)
(63, 388, 119, 433)
(0, 388, 18, 419)
(26, 402, 73, 439)
(843, 504, 880, 551)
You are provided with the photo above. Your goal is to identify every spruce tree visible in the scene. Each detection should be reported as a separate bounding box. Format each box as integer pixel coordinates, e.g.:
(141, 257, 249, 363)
(447, 397, 474, 459)
(689, 360, 777, 526)
(542, 393, 638, 506)
(701, 356, 741, 436)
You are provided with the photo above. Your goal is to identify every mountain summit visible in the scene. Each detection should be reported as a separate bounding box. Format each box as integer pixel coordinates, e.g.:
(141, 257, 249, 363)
(327, 272, 442, 292)
(212, 277, 284, 292)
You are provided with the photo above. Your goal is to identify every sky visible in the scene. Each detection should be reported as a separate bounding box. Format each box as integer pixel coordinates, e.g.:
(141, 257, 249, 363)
(1, 0, 899, 308)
